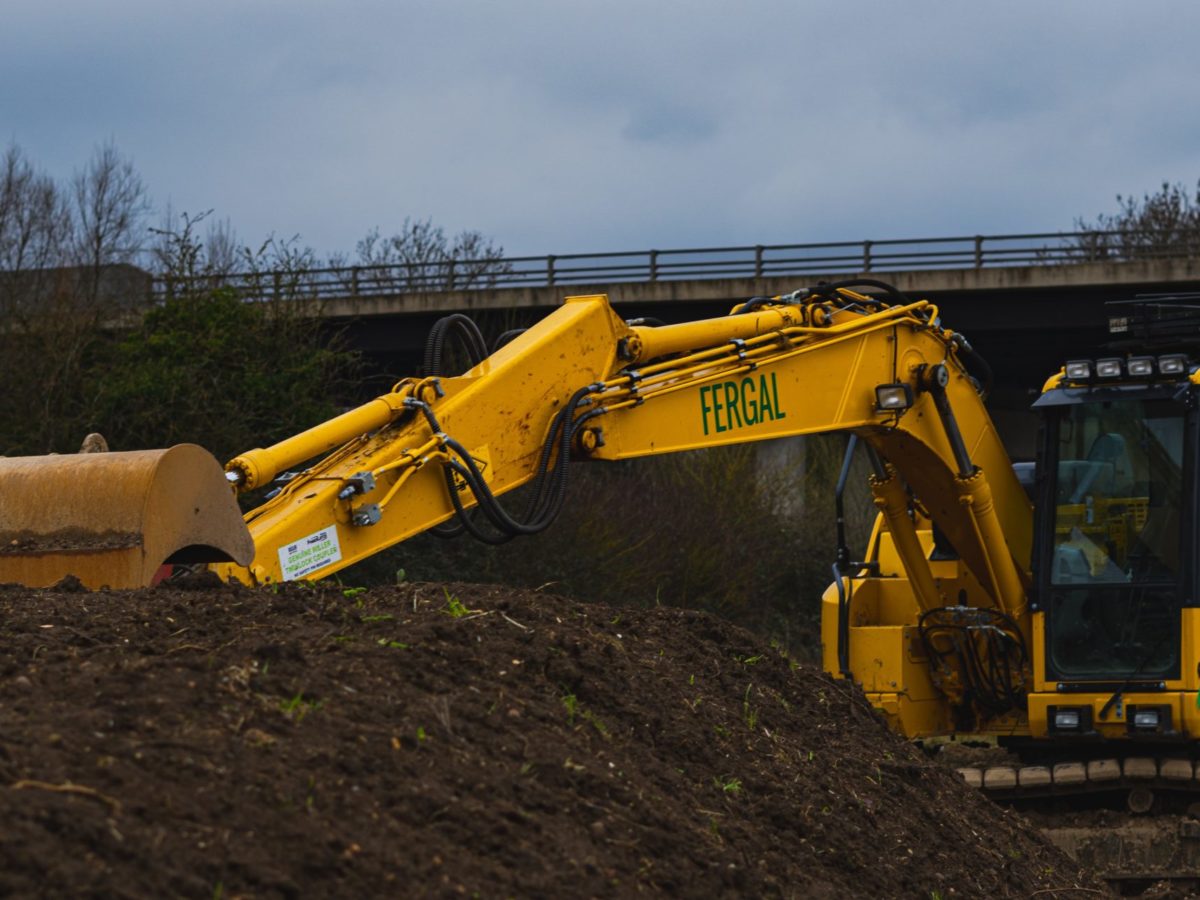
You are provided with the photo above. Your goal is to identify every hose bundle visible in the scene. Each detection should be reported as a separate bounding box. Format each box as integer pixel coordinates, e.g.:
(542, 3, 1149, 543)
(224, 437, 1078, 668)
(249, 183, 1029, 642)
(918, 605, 1028, 716)
(405, 387, 602, 545)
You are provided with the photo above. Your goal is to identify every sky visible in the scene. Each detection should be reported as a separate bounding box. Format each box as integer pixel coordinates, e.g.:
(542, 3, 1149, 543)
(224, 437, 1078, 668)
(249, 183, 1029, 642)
(4, 1, 1200, 260)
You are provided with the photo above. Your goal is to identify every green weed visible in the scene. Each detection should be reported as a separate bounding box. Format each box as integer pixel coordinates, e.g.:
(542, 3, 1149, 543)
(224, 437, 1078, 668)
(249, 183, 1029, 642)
(280, 692, 323, 723)
(743, 684, 759, 730)
(443, 588, 473, 618)
(582, 709, 608, 736)
(713, 775, 742, 795)
(562, 693, 578, 726)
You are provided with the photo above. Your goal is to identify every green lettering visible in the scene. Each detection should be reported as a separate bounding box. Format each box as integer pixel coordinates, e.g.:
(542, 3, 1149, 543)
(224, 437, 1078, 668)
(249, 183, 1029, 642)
(741, 377, 758, 425)
(758, 374, 774, 422)
(771, 372, 786, 420)
(711, 385, 726, 433)
(724, 381, 742, 430)
(699, 385, 713, 436)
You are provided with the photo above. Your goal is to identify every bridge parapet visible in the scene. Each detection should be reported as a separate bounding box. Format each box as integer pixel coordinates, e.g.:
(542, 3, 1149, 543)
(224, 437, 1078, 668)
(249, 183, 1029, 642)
(151, 230, 1200, 317)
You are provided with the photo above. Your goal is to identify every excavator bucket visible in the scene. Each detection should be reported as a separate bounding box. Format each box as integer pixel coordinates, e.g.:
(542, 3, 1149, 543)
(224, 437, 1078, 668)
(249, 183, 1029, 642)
(0, 444, 254, 589)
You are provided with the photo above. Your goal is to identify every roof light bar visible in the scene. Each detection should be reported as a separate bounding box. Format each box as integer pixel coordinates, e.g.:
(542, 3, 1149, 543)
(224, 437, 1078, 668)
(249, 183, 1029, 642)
(1062, 355, 1191, 383)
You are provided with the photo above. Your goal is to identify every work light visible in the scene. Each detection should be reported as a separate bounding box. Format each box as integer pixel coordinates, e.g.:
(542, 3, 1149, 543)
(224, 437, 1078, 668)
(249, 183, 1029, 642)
(875, 383, 914, 411)
(1126, 357, 1154, 377)
(1064, 360, 1091, 381)
(1158, 354, 1188, 376)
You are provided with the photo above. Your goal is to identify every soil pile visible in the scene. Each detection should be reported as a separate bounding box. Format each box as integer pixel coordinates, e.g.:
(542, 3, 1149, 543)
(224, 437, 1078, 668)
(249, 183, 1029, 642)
(0, 580, 1104, 898)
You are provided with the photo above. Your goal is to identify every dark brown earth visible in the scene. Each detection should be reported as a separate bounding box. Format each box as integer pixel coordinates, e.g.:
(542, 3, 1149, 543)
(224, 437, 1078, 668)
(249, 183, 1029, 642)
(0, 578, 1107, 898)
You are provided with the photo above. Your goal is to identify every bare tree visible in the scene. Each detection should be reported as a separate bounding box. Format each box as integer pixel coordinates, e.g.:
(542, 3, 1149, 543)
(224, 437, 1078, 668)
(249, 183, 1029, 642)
(150, 207, 243, 283)
(1074, 180, 1200, 261)
(352, 218, 510, 292)
(204, 216, 240, 275)
(70, 141, 150, 307)
(0, 144, 71, 292)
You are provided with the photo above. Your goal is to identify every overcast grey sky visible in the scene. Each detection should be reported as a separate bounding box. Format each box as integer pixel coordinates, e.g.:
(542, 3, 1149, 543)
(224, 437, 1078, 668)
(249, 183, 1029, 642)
(4, 1, 1198, 258)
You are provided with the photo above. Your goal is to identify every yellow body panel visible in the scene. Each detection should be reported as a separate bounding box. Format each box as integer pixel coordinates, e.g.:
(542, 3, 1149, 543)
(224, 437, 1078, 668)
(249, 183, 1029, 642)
(1025, 607, 1200, 738)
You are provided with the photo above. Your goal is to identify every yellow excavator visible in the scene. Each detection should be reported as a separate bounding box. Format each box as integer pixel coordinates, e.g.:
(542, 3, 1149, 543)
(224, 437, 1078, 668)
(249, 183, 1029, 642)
(1, 283, 1196, 802)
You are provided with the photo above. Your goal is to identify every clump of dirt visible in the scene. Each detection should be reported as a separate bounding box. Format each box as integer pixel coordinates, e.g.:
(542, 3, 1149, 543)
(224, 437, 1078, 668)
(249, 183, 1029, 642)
(0, 580, 1105, 898)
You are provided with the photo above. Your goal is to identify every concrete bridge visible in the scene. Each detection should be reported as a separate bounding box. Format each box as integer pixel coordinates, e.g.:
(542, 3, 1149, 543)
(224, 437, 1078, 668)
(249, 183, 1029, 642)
(313, 255, 1200, 456)
(155, 231, 1200, 456)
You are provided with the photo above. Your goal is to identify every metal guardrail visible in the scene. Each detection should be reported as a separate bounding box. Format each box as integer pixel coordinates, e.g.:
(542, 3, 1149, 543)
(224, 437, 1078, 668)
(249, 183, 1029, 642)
(152, 230, 1200, 302)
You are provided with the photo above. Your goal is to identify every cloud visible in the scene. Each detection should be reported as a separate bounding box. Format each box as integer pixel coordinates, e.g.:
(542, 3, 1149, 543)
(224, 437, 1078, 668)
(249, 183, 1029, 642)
(2, 0, 1199, 258)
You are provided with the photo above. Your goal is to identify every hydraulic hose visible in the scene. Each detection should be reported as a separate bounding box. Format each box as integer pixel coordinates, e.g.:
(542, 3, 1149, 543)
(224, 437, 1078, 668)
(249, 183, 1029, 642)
(422, 313, 490, 537)
(951, 333, 995, 398)
(422, 313, 489, 377)
(811, 278, 912, 307)
(406, 385, 599, 545)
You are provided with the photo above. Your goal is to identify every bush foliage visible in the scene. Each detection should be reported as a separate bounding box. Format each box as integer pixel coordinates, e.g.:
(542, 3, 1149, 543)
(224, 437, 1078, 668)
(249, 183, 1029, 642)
(93, 288, 354, 462)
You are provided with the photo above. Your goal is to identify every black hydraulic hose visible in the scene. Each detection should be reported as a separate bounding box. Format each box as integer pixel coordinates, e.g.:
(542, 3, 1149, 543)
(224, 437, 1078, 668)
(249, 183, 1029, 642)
(927, 366, 976, 478)
(917, 606, 1028, 714)
(491, 329, 526, 353)
(834, 563, 852, 678)
(421, 313, 489, 537)
(422, 313, 489, 377)
(732, 279, 913, 316)
(833, 435, 859, 573)
(810, 278, 912, 307)
(951, 333, 995, 398)
(731, 296, 776, 315)
(405, 385, 598, 544)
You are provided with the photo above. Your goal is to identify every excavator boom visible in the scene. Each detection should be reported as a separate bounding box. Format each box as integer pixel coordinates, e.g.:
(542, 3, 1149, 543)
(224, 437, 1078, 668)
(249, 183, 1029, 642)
(209, 289, 1030, 623)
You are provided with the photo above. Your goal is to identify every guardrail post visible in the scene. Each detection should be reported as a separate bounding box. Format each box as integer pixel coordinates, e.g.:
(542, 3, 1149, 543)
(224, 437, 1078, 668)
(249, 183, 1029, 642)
(755, 245, 764, 279)
(547, 255, 556, 287)
(351, 267, 360, 296)
(447, 258, 457, 290)
(273, 271, 281, 300)
(863, 240, 873, 273)
(649, 250, 659, 282)
(974, 235, 984, 269)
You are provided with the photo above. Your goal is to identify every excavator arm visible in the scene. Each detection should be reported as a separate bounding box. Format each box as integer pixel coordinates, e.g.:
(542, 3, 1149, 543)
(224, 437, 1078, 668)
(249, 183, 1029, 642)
(212, 287, 1032, 630)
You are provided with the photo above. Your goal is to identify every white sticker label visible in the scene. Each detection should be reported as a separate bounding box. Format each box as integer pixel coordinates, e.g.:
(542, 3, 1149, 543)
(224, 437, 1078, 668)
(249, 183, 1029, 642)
(278, 525, 343, 581)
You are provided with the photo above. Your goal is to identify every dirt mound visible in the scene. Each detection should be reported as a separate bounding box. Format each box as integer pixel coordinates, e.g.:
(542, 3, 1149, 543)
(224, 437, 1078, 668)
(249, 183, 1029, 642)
(0, 580, 1104, 898)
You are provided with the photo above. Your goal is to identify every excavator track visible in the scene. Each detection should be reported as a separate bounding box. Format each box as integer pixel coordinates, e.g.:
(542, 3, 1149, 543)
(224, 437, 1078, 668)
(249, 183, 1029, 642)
(956, 757, 1200, 893)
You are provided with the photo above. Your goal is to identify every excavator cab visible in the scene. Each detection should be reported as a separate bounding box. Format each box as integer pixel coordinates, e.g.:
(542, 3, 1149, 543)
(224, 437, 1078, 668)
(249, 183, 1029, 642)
(1030, 359, 1195, 736)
